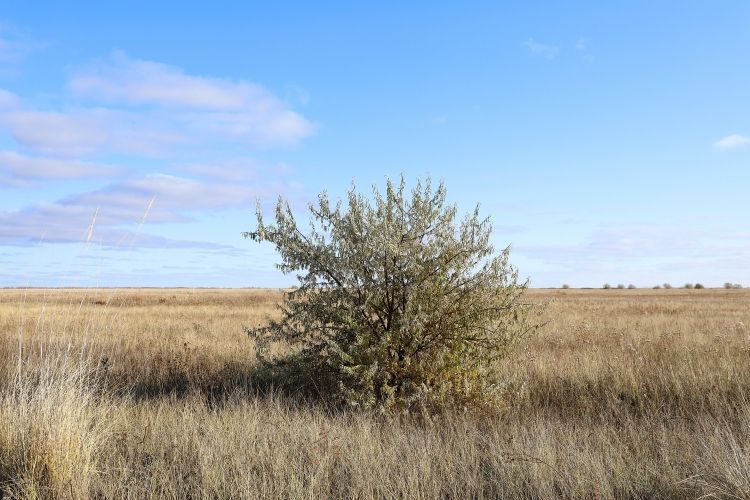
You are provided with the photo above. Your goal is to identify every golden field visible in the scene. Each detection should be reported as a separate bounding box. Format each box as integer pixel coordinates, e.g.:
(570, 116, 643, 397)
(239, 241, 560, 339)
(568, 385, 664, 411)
(1, 287, 749, 499)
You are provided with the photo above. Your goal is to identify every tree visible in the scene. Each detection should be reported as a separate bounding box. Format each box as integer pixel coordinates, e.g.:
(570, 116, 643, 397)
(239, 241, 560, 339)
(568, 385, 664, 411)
(244, 177, 537, 414)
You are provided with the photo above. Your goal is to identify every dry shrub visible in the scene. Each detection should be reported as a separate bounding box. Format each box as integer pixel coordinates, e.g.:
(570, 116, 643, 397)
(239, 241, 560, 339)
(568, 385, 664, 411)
(246, 177, 538, 414)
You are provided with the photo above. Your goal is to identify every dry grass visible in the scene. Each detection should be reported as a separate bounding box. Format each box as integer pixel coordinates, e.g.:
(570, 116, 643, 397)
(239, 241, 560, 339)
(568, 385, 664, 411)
(1, 287, 749, 498)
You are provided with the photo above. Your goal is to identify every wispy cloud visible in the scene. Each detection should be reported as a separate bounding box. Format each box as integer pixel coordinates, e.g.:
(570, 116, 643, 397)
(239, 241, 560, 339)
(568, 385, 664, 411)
(179, 158, 286, 182)
(517, 225, 750, 285)
(0, 24, 41, 76)
(68, 52, 314, 147)
(0, 43, 318, 266)
(2, 109, 113, 156)
(713, 133, 749, 151)
(1, 108, 183, 156)
(0, 33, 29, 63)
(523, 38, 559, 59)
(0, 150, 118, 186)
(0, 89, 19, 108)
(0, 48, 314, 261)
(431, 115, 448, 125)
(65, 173, 259, 213)
(0, 52, 315, 158)
(0, 170, 303, 247)
(575, 38, 594, 63)
(71, 52, 266, 110)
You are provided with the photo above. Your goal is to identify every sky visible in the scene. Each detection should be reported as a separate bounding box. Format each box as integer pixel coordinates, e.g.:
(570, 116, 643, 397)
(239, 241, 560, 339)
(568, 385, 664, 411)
(0, 1, 748, 288)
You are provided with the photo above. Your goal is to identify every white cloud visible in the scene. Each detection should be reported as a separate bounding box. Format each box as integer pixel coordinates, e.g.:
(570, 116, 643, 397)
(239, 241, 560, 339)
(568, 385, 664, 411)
(70, 52, 258, 110)
(713, 133, 750, 151)
(519, 226, 728, 262)
(0, 53, 314, 157)
(2, 108, 192, 157)
(66, 173, 259, 211)
(516, 225, 750, 286)
(0, 89, 19, 108)
(0, 150, 117, 185)
(0, 171, 303, 247)
(67, 52, 314, 146)
(0, 201, 232, 249)
(2, 110, 110, 156)
(181, 158, 264, 181)
(0, 51, 314, 256)
(523, 38, 560, 59)
(188, 108, 313, 146)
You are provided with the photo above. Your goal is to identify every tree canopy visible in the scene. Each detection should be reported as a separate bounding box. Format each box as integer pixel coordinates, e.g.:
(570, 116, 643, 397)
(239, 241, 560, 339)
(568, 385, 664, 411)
(244, 177, 537, 414)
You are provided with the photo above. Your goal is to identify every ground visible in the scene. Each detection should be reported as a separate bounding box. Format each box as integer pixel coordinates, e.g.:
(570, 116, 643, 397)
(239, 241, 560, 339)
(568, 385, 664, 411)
(1, 288, 748, 498)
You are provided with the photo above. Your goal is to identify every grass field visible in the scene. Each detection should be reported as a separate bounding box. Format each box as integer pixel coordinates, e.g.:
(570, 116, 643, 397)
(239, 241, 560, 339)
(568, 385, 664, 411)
(1, 287, 749, 498)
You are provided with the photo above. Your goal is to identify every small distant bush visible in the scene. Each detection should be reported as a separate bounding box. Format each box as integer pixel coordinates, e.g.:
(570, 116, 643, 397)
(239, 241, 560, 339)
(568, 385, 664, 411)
(603, 283, 612, 289)
(627, 284, 636, 289)
(725, 283, 743, 289)
(734, 283, 743, 289)
(663, 283, 673, 289)
(561, 284, 570, 289)
(652, 285, 662, 289)
(684, 283, 694, 289)
(694, 283, 705, 289)
(724, 282, 733, 289)
(617, 284, 625, 289)
(245, 176, 539, 414)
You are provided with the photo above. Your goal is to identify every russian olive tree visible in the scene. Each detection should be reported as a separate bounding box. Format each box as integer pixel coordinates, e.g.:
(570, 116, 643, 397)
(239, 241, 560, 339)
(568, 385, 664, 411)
(244, 177, 537, 414)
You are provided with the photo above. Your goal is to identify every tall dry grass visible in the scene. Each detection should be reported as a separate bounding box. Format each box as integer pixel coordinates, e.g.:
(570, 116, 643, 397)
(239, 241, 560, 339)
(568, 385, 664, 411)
(0, 288, 749, 498)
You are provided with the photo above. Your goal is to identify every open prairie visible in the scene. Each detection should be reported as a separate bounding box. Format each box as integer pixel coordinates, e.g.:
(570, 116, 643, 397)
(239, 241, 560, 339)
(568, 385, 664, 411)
(1, 287, 749, 498)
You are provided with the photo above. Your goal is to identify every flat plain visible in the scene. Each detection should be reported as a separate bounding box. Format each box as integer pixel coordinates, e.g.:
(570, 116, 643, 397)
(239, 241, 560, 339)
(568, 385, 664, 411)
(1, 287, 749, 498)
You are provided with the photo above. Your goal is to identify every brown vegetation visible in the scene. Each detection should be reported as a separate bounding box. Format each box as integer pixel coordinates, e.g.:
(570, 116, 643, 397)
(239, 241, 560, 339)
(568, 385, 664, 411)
(1, 287, 749, 498)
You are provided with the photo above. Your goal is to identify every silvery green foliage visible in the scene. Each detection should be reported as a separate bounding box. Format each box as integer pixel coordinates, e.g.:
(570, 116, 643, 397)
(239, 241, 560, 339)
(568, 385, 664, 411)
(244, 177, 536, 414)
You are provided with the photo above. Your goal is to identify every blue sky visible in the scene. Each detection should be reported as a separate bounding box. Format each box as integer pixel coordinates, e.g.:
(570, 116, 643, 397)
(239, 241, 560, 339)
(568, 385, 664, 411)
(0, 1, 748, 287)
